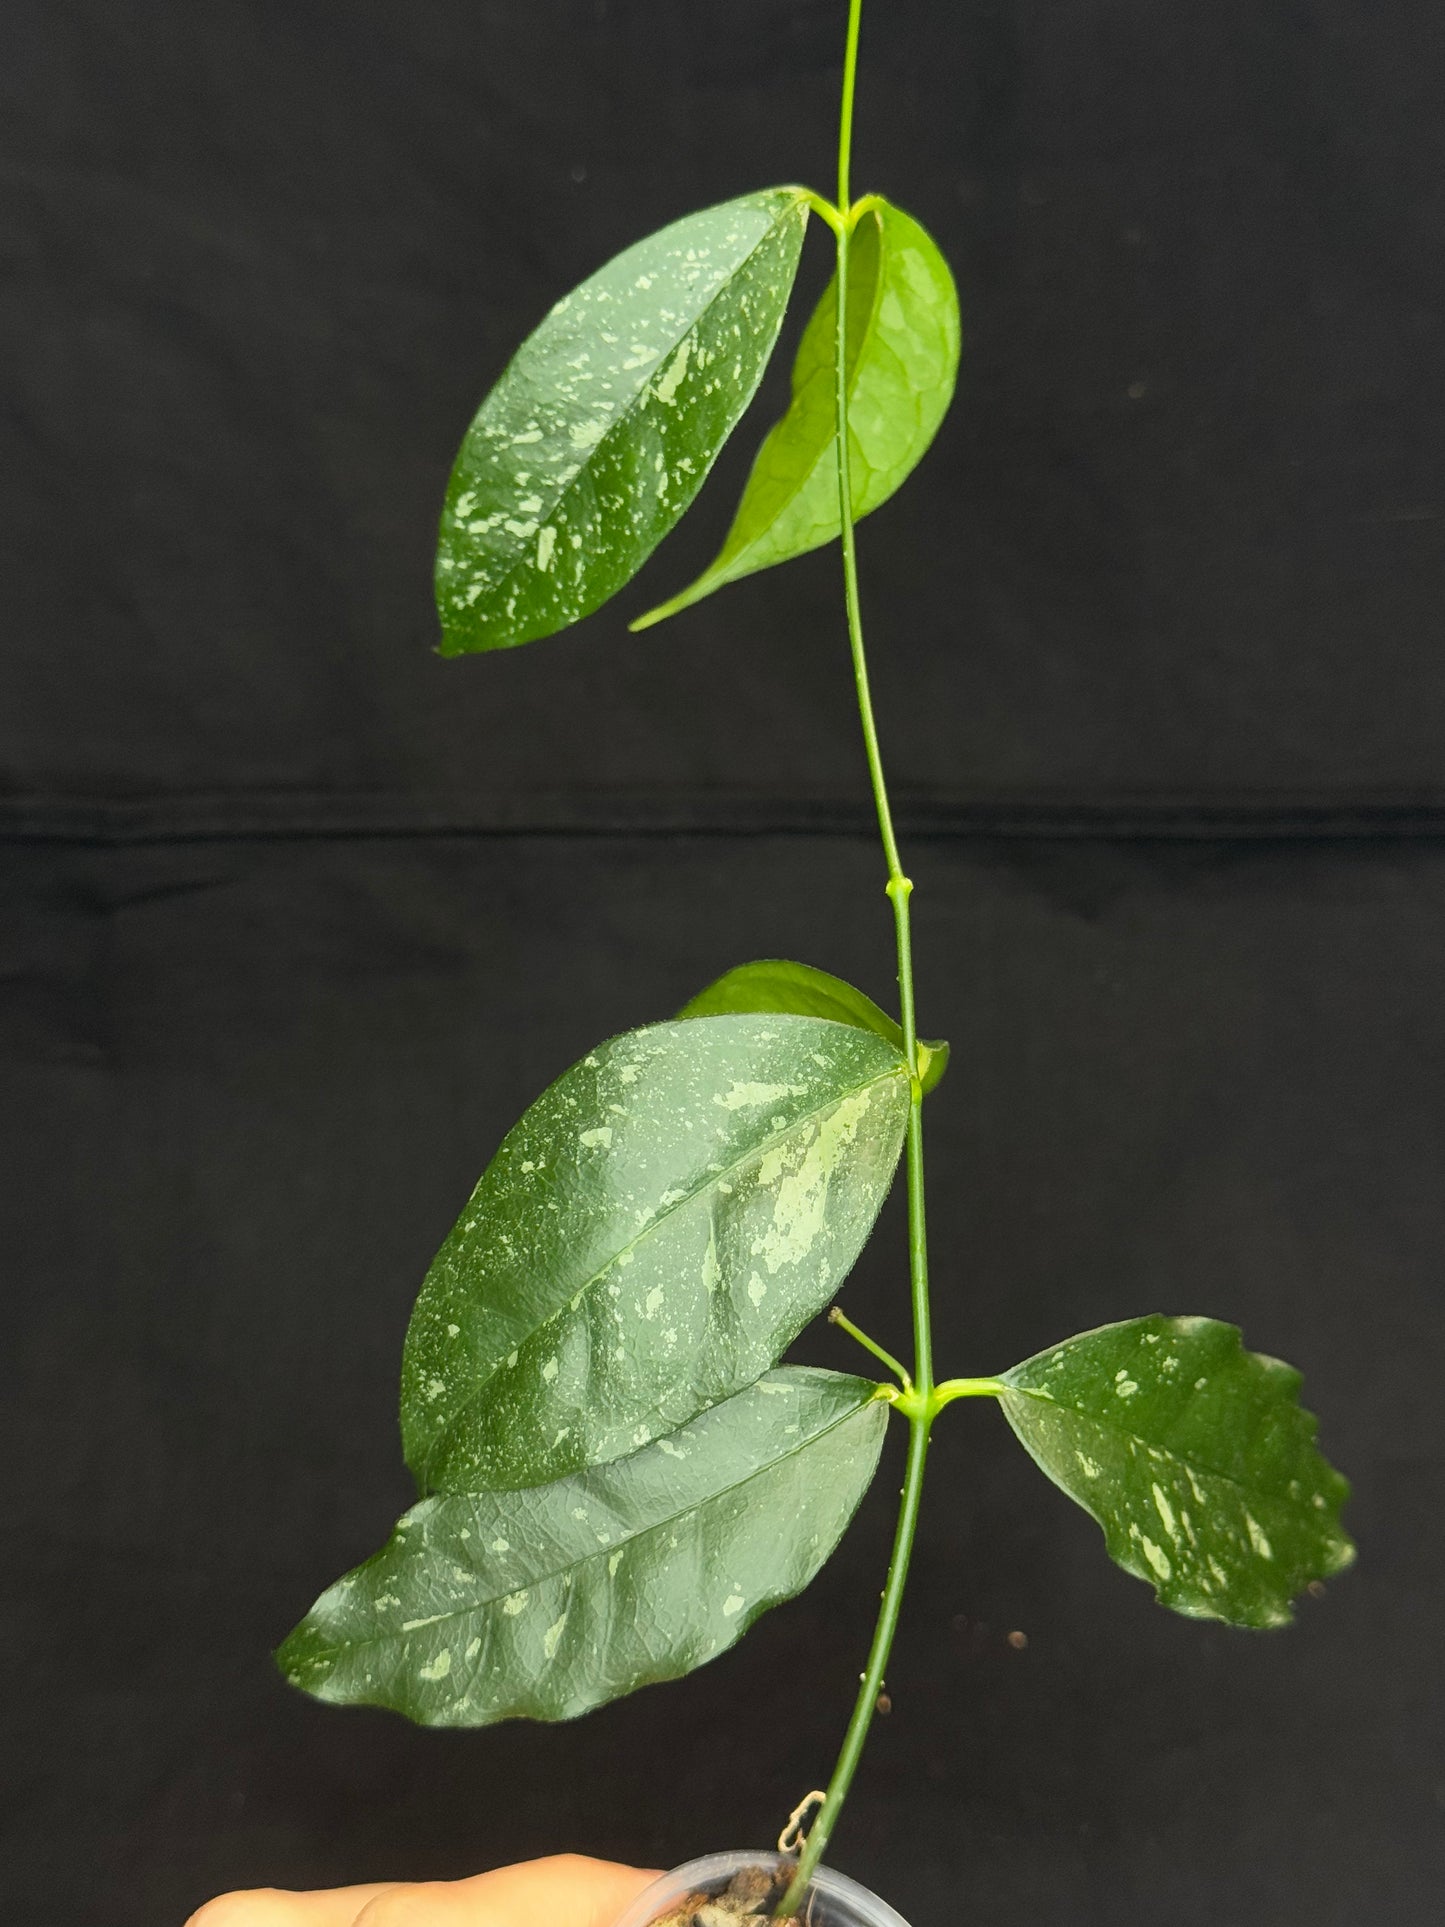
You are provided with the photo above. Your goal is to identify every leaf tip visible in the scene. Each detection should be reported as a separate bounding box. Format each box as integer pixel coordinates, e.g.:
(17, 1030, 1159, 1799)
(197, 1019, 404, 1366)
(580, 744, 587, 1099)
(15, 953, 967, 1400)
(627, 603, 669, 633)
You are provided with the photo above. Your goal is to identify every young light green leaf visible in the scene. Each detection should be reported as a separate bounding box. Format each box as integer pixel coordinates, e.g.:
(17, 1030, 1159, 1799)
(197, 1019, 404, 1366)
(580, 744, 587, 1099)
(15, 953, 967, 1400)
(632, 197, 960, 629)
(435, 189, 809, 654)
(999, 1316, 1355, 1629)
(279, 1368, 887, 1727)
(402, 1015, 909, 1495)
(679, 958, 949, 1094)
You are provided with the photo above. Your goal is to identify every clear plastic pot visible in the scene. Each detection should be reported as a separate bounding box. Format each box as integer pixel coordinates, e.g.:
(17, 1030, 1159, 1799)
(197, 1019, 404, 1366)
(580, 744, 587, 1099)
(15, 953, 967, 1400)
(610, 1849, 911, 1927)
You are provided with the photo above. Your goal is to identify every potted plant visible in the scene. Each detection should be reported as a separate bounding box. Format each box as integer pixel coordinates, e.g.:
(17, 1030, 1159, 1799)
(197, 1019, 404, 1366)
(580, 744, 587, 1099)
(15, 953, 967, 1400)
(277, 4, 1354, 1920)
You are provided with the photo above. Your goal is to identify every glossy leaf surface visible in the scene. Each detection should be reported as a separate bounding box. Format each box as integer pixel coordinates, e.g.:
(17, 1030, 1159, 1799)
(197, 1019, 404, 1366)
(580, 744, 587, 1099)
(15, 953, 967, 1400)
(279, 1369, 887, 1726)
(436, 189, 809, 653)
(402, 1015, 909, 1494)
(999, 1316, 1355, 1628)
(633, 197, 959, 628)
(679, 958, 948, 1094)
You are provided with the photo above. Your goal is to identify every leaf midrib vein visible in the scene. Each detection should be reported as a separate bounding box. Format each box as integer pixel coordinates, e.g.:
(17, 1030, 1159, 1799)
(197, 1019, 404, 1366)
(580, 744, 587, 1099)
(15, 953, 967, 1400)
(336, 1382, 877, 1649)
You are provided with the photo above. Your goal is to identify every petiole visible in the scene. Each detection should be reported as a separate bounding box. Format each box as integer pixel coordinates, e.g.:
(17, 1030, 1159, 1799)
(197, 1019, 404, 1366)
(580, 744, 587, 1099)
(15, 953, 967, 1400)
(828, 1305, 912, 1389)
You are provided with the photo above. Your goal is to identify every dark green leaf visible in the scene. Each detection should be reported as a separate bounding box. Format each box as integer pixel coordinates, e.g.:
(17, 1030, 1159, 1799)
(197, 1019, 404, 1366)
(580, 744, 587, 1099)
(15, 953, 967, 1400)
(435, 189, 809, 654)
(279, 1368, 887, 1726)
(402, 1015, 909, 1494)
(632, 197, 960, 628)
(999, 1316, 1355, 1628)
(678, 958, 948, 1094)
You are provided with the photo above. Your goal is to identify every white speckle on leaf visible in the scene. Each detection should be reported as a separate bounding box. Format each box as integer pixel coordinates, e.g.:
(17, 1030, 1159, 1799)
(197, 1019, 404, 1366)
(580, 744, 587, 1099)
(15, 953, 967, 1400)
(1152, 1483, 1177, 1538)
(490, 1537, 510, 1554)
(714, 1080, 804, 1111)
(502, 1591, 529, 1616)
(653, 337, 691, 403)
(1139, 1535, 1172, 1582)
(536, 526, 557, 571)
(722, 1592, 745, 1617)
(446, 1323, 460, 1339)
(402, 1613, 448, 1632)
(750, 1088, 874, 1276)
(425, 1378, 446, 1402)
(418, 1650, 452, 1681)
(645, 1286, 665, 1316)
(542, 1357, 559, 1383)
(1075, 1452, 1101, 1479)
(747, 1275, 767, 1307)
(608, 1551, 624, 1577)
(579, 1127, 612, 1149)
(1245, 1513, 1274, 1560)
(543, 1613, 568, 1659)
(465, 1637, 482, 1661)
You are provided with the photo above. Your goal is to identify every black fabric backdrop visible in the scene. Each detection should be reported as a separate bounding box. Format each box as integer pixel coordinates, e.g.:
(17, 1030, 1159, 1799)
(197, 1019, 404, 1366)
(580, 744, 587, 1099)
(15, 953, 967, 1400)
(2, 4, 1442, 1924)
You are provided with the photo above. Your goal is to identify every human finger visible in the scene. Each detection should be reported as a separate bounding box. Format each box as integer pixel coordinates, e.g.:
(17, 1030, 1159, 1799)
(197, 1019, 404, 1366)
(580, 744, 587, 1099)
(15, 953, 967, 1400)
(349, 1856, 660, 1927)
(186, 1882, 403, 1927)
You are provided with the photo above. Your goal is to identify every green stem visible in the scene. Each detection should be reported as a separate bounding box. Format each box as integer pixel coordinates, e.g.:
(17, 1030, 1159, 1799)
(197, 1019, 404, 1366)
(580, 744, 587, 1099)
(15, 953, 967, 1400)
(829, 1305, 912, 1389)
(931, 1376, 1005, 1409)
(779, 0, 935, 1909)
(779, 1414, 932, 1912)
(836, 0, 864, 211)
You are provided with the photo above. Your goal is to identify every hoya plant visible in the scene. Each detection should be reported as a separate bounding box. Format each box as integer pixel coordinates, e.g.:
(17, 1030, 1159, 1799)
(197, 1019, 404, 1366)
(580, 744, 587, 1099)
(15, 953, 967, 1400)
(279, 2, 1354, 1913)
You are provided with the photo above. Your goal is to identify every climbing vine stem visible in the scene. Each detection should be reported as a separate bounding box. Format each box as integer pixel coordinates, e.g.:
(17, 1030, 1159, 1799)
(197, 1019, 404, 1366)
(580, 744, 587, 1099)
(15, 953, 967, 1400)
(777, 0, 936, 1910)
